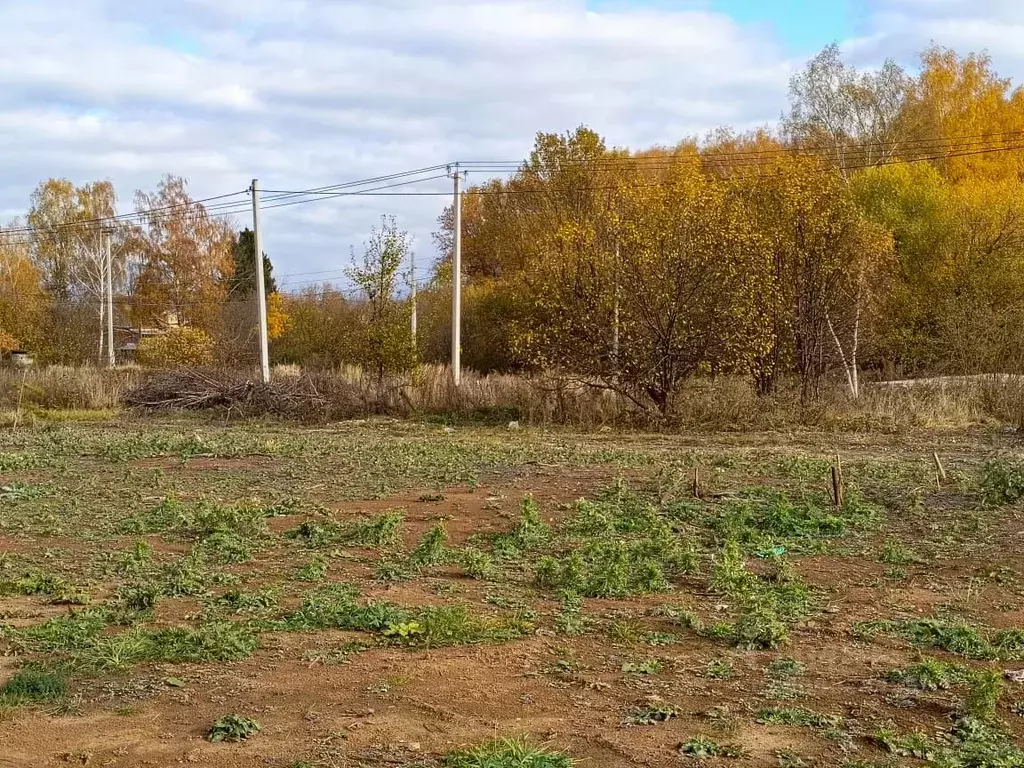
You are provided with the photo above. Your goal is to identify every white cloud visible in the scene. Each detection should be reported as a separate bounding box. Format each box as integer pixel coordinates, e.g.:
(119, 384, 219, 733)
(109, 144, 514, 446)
(4, 0, 1023, 282)
(851, 1, 1024, 73)
(0, 0, 793, 278)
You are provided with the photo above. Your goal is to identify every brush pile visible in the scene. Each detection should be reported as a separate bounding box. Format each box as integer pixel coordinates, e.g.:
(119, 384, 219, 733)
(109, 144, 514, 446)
(123, 368, 375, 420)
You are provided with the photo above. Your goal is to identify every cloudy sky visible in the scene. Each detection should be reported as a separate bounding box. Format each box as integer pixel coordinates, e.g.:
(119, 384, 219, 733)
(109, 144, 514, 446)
(3, 0, 1024, 289)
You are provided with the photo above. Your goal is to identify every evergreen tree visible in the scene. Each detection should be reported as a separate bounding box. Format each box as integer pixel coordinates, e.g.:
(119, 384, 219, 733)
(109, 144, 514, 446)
(229, 228, 277, 297)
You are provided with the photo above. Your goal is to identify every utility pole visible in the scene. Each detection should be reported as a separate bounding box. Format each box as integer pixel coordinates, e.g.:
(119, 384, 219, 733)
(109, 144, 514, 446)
(410, 250, 418, 344)
(451, 165, 463, 386)
(250, 179, 271, 384)
(105, 229, 115, 368)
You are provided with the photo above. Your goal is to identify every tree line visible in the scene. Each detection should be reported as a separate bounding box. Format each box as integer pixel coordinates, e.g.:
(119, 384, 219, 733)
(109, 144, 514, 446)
(3, 44, 1024, 412)
(404, 44, 1024, 408)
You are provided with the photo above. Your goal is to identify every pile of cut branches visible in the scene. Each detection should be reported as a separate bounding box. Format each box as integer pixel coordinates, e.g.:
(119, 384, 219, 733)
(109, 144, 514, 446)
(123, 369, 378, 420)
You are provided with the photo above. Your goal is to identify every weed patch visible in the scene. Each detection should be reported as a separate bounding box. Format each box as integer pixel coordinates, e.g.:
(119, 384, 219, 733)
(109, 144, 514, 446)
(0, 668, 67, 706)
(981, 459, 1024, 505)
(887, 658, 972, 691)
(444, 738, 572, 768)
(207, 714, 261, 743)
(862, 618, 1024, 661)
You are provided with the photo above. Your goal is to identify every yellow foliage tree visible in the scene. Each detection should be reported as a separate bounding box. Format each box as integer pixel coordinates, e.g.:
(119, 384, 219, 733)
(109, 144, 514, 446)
(136, 327, 216, 368)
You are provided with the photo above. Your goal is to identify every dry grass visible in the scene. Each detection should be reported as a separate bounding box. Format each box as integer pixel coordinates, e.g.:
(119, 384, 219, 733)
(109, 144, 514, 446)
(0, 362, 1019, 431)
(0, 366, 141, 411)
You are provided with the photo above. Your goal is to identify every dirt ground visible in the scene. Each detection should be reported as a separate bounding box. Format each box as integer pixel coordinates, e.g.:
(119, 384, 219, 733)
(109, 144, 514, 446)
(0, 417, 1022, 767)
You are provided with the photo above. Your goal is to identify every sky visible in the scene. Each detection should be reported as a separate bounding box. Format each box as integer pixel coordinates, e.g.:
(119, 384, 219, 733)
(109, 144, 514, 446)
(3, 0, 1024, 290)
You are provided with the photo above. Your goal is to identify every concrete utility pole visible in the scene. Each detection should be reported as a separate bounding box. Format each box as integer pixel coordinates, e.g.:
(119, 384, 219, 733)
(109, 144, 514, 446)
(105, 229, 115, 368)
(410, 250, 418, 344)
(250, 179, 271, 384)
(451, 165, 463, 386)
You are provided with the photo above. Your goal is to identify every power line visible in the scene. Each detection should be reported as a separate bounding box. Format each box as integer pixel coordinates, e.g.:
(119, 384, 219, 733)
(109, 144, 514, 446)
(0, 190, 252, 236)
(456, 128, 1024, 170)
(0, 167, 453, 238)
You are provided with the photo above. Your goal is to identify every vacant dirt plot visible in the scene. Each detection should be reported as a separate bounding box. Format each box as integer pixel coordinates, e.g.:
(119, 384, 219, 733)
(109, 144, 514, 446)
(0, 417, 1023, 767)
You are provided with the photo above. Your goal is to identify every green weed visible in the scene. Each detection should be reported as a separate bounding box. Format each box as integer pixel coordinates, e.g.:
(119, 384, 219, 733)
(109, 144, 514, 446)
(492, 496, 550, 557)
(444, 738, 572, 768)
(296, 554, 328, 582)
(622, 659, 662, 675)
(207, 714, 261, 743)
(765, 658, 806, 678)
(338, 510, 405, 548)
(217, 589, 278, 615)
(887, 658, 971, 691)
(374, 558, 415, 582)
(625, 699, 680, 725)
(160, 553, 208, 596)
(876, 716, 1024, 766)
(553, 592, 588, 636)
(459, 547, 496, 580)
(964, 669, 1004, 722)
(285, 519, 342, 548)
(534, 538, 681, 598)
(679, 736, 746, 759)
(981, 459, 1024, 505)
(0, 668, 67, 706)
(880, 539, 919, 565)
(755, 706, 842, 729)
(199, 531, 253, 564)
(863, 618, 1024, 661)
(117, 582, 161, 612)
(705, 658, 735, 679)
(411, 523, 449, 566)
(118, 539, 152, 573)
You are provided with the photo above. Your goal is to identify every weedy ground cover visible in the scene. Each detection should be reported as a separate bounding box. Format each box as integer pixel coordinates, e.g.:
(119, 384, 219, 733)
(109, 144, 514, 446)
(0, 417, 1021, 767)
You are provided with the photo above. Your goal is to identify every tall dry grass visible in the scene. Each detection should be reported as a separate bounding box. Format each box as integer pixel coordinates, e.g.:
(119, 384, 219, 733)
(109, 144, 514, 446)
(0, 363, 1020, 431)
(0, 366, 141, 411)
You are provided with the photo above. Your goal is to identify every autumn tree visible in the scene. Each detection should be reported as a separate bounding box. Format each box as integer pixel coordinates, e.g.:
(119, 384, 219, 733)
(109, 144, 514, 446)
(0, 231, 46, 353)
(901, 46, 1024, 183)
(513, 154, 769, 413)
(346, 216, 416, 379)
(735, 156, 893, 400)
(786, 44, 912, 175)
(26, 179, 131, 362)
(131, 176, 235, 334)
(272, 287, 362, 369)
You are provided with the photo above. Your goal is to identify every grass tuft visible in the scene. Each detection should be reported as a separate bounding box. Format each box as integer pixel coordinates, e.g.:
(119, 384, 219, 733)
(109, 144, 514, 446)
(444, 738, 573, 768)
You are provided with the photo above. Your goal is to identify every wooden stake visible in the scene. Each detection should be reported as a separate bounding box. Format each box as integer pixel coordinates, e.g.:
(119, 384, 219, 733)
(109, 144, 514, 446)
(831, 465, 844, 508)
(11, 367, 27, 433)
(933, 452, 947, 485)
(692, 466, 701, 499)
